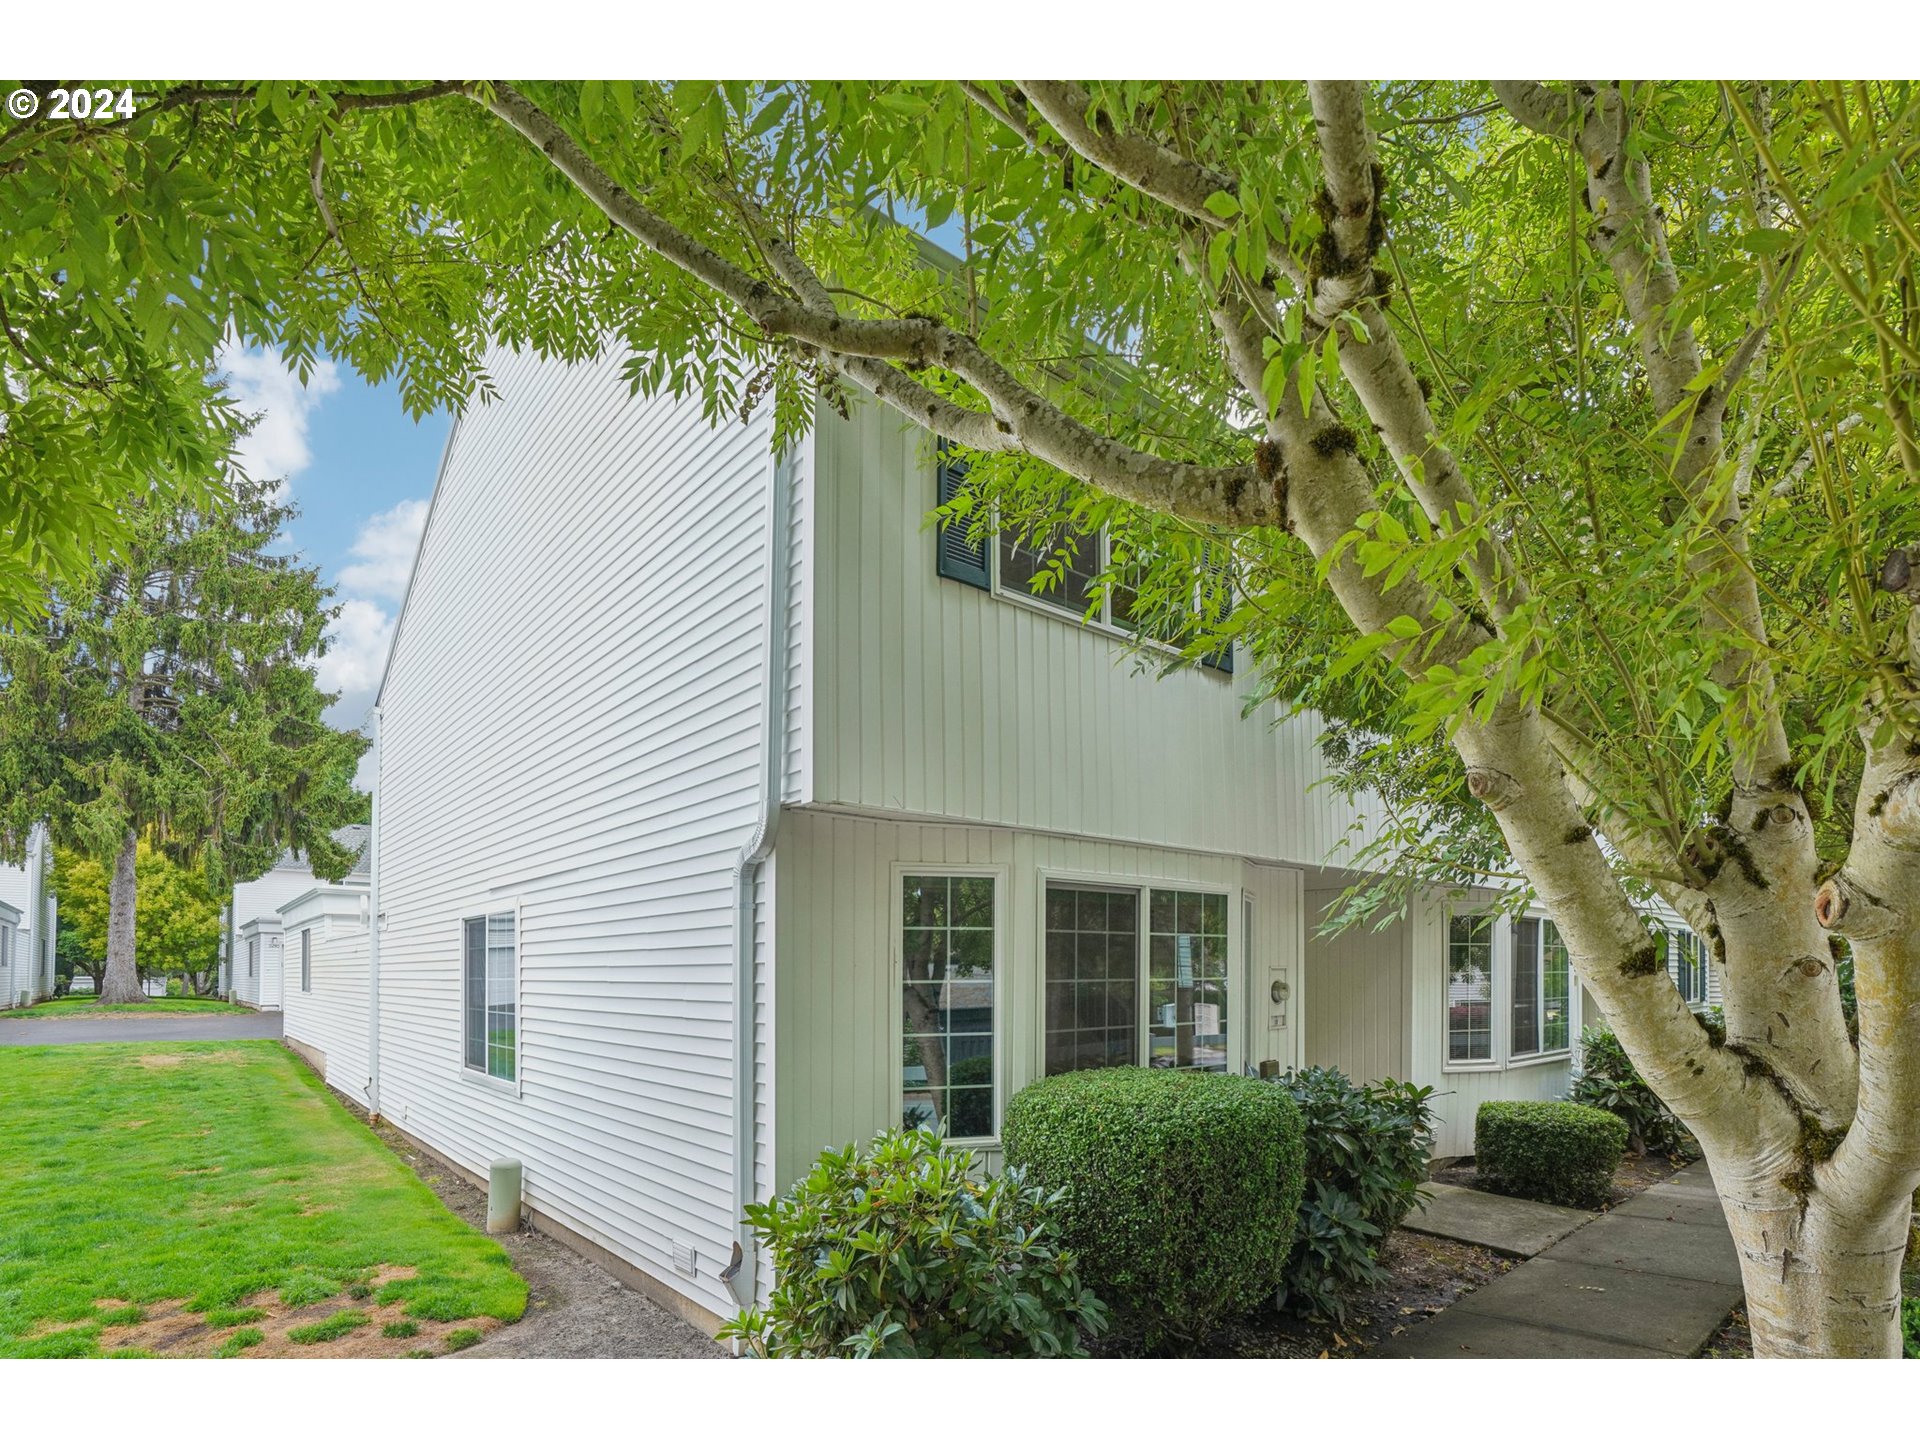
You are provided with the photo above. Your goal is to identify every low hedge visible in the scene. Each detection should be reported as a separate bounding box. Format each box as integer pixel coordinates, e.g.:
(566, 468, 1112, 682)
(1476, 1100, 1628, 1208)
(1003, 1067, 1305, 1347)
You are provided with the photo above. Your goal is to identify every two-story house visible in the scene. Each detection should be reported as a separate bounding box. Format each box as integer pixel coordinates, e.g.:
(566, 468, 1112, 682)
(353, 339, 1705, 1334)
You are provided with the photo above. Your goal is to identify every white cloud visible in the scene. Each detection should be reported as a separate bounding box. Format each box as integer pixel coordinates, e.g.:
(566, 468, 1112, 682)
(215, 340, 341, 491)
(337, 498, 429, 603)
(316, 597, 395, 733)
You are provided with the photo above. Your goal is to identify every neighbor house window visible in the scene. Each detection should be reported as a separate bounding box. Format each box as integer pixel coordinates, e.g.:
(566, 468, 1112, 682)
(463, 912, 517, 1084)
(1147, 889, 1229, 1072)
(1447, 914, 1495, 1063)
(1510, 917, 1571, 1058)
(1675, 930, 1706, 1006)
(300, 929, 311, 994)
(1044, 884, 1139, 1075)
(901, 875, 995, 1138)
(248, 937, 257, 978)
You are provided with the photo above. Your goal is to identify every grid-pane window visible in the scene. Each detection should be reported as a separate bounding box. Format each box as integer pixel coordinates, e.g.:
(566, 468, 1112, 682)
(999, 530, 1099, 615)
(463, 912, 515, 1082)
(1511, 917, 1571, 1057)
(1447, 915, 1494, 1062)
(901, 876, 995, 1139)
(1675, 930, 1706, 1006)
(1542, 922, 1571, 1051)
(1044, 885, 1139, 1075)
(300, 930, 311, 993)
(1147, 890, 1229, 1072)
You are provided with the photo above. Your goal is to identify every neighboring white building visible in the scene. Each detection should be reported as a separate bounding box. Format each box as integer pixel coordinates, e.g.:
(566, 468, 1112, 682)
(279, 881, 374, 1108)
(360, 340, 1710, 1333)
(227, 825, 369, 1008)
(0, 826, 57, 1007)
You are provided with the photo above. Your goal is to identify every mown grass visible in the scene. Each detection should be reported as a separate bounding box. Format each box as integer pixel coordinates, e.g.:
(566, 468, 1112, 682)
(0, 1041, 526, 1357)
(1, 997, 251, 1020)
(289, 1309, 369, 1344)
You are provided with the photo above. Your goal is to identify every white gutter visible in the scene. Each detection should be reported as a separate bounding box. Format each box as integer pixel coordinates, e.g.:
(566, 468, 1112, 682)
(719, 439, 796, 1309)
(366, 704, 383, 1117)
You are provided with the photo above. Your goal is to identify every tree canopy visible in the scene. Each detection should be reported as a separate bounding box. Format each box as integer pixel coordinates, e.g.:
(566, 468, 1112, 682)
(53, 840, 223, 992)
(5, 78, 1918, 1354)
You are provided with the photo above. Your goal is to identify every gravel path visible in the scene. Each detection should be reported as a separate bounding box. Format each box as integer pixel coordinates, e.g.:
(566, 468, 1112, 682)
(0, 1011, 283, 1046)
(372, 1118, 727, 1359)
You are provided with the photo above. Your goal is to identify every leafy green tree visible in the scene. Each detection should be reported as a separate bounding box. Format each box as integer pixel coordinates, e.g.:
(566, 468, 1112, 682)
(0, 478, 365, 1003)
(4, 78, 1919, 1355)
(52, 841, 224, 995)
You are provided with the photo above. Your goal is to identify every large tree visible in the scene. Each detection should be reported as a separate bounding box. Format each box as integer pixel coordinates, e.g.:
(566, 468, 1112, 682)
(3, 79, 1917, 1355)
(53, 840, 224, 996)
(0, 478, 366, 1003)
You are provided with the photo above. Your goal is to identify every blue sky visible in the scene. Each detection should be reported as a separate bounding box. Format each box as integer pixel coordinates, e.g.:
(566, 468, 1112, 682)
(217, 344, 450, 749)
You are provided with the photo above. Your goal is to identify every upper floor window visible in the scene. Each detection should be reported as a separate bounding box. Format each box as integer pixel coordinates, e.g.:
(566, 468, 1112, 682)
(935, 443, 1233, 672)
(463, 912, 517, 1084)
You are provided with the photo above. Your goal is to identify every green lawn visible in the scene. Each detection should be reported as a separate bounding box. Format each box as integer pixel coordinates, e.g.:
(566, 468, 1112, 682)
(1, 997, 250, 1019)
(0, 1041, 526, 1357)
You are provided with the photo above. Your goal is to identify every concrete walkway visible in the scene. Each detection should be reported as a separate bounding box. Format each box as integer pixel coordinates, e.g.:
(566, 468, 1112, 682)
(1373, 1163, 1741, 1358)
(1403, 1183, 1596, 1257)
(0, 1011, 283, 1045)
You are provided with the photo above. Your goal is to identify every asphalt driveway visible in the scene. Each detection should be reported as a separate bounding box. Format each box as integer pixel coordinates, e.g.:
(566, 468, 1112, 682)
(0, 1011, 283, 1046)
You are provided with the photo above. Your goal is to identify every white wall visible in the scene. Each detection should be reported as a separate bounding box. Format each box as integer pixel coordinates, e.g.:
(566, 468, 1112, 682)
(280, 886, 373, 1107)
(772, 809, 1307, 1188)
(806, 401, 1388, 869)
(1303, 888, 1413, 1085)
(234, 919, 283, 1010)
(0, 827, 53, 1003)
(375, 342, 782, 1325)
(231, 863, 312, 1008)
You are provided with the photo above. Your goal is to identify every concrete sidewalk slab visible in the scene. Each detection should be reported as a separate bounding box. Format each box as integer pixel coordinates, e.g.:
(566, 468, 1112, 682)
(1370, 1309, 1671, 1359)
(1450, 1256, 1741, 1356)
(1401, 1183, 1595, 1258)
(1368, 1162, 1740, 1359)
(1542, 1210, 1741, 1286)
(1610, 1185, 1729, 1226)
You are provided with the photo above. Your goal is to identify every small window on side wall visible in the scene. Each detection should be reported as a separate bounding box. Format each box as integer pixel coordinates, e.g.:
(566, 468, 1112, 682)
(300, 929, 311, 994)
(463, 912, 517, 1084)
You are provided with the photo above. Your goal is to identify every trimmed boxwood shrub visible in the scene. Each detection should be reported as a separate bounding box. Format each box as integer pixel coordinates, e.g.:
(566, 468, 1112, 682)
(1002, 1067, 1306, 1346)
(1476, 1100, 1629, 1208)
(717, 1126, 1106, 1358)
(1271, 1068, 1436, 1322)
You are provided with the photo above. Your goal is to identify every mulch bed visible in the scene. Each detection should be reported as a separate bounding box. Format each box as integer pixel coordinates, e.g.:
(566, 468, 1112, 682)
(1429, 1149, 1695, 1212)
(1090, 1229, 1514, 1358)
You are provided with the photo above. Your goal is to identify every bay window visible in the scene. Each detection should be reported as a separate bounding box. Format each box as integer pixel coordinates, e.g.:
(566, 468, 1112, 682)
(1511, 916, 1571, 1058)
(1447, 914, 1495, 1063)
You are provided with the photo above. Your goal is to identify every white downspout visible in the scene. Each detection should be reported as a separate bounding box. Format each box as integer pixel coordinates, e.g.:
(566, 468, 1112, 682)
(366, 705, 383, 1117)
(720, 440, 795, 1311)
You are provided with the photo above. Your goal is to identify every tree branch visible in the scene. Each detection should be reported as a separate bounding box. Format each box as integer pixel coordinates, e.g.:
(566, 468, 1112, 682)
(468, 80, 1275, 527)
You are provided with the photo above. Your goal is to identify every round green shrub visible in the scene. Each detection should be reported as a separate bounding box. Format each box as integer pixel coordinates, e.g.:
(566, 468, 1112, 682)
(1475, 1099, 1629, 1208)
(718, 1126, 1106, 1358)
(1002, 1067, 1306, 1346)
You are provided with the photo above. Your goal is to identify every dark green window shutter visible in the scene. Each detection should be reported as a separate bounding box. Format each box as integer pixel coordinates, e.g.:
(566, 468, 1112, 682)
(934, 443, 990, 590)
(1199, 542, 1234, 674)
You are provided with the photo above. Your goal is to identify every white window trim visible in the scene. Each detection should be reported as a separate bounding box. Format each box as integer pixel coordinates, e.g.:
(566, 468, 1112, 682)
(1033, 866, 1240, 1082)
(1443, 905, 1576, 1073)
(1508, 915, 1573, 1066)
(459, 898, 524, 1098)
(1442, 906, 1502, 1073)
(299, 928, 312, 994)
(892, 863, 1008, 1149)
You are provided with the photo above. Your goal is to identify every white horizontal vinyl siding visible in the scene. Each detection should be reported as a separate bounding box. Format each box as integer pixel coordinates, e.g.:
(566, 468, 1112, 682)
(280, 889, 372, 1107)
(808, 400, 1386, 868)
(772, 809, 1307, 1188)
(377, 342, 778, 1321)
(232, 865, 314, 1009)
